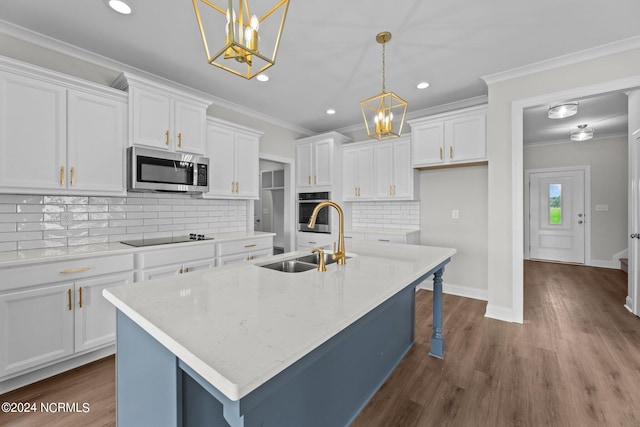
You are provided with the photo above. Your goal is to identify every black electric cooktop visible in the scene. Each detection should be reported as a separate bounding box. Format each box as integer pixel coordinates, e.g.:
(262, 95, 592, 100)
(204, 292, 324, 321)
(121, 234, 214, 247)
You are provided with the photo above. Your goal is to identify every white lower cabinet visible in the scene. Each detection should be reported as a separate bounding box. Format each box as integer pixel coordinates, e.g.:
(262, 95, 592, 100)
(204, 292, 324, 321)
(345, 229, 420, 245)
(136, 243, 216, 281)
(296, 232, 335, 250)
(217, 235, 273, 266)
(0, 254, 133, 379)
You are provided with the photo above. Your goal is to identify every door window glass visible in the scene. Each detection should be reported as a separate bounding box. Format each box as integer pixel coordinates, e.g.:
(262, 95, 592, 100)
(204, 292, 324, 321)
(549, 184, 562, 225)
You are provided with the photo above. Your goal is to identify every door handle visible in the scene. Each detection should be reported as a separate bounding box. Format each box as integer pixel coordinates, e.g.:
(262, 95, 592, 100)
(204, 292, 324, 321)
(632, 234, 638, 239)
(578, 220, 583, 224)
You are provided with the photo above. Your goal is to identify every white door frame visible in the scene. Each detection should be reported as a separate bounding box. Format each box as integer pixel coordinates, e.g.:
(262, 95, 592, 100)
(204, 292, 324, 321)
(254, 153, 295, 253)
(511, 76, 640, 324)
(524, 166, 591, 263)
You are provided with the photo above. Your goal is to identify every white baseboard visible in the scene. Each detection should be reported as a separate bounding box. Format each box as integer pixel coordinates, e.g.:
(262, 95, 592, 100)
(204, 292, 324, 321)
(0, 345, 114, 394)
(625, 296, 634, 314)
(485, 304, 514, 322)
(589, 259, 621, 269)
(417, 280, 488, 301)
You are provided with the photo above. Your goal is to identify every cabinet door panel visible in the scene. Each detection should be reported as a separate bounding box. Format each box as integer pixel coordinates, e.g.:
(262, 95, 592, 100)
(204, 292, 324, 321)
(342, 148, 359, 201)
(131, 87, 172, 149)
(206, 125, 236, 196)
(412, 122, 444, 167)
(392, 138, 413, 198)
(234, 133, 259, 198)
(374, 143, 394, 199)
(175, 100, 206, 155)
(357, 146, 374, 199)
(0, 72, 66, 191)
(67, 90, 126, 194)
(314, 140, 333, 186)
(448, 114, 486, 163)
(296, 142, 313, 187)
(74, 273, 133, 352)
(0, 283, 74, 377)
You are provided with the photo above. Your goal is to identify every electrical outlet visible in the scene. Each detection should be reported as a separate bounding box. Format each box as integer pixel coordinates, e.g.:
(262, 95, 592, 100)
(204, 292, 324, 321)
(451, 209, 459, 219)
(60, 212, 73, 226)
(595, 204, 609, 212)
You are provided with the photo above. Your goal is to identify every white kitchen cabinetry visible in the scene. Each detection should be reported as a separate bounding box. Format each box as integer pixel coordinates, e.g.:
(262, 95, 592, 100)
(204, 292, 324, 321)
(374, 137, 417, 200)
(204, 118, 261, 200)
(135, 243, 216, 281)
(409, 105, 487, 169)
(343, 145, 374, 201)
(296, 132, 350, 190)
(217, 235, 273, 266)
(0, 59, 127, 195)
(112, 72, 211, 154)
(296, 232, 335, 250)
(0, 254, 133, 379)
(345, 229, 420, 245)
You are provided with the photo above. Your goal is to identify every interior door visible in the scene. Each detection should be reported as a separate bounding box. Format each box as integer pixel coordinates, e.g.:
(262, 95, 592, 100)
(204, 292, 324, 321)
(529, 169, 585, 263)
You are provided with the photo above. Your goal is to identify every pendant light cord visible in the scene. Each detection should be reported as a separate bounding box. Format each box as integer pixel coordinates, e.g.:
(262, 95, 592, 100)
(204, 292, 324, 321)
(381, 41, 386, 93)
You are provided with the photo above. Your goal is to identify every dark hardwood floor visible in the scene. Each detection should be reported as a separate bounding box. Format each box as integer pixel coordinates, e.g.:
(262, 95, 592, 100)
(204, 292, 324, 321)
(2, 261, 638, 426)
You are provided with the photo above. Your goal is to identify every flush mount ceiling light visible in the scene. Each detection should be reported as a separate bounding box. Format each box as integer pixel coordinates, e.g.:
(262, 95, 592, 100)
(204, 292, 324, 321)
(326, 108, 336, 115)
(256, 74, 269, 82)
(570, 124, 594, 141)
(360, 31, 408, 140)
(548, 102, 578, 119)
(108, 0, 133, 14)
(192, 0, 290, 80)
(416, 82, 430, 89)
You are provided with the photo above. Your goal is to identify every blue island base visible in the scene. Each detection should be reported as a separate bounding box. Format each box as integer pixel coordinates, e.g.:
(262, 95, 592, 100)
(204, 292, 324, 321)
(116, 269, 446, 427)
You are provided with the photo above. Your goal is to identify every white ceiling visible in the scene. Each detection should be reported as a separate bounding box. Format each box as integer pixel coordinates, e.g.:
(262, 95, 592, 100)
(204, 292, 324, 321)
(1, 0, 640, 138)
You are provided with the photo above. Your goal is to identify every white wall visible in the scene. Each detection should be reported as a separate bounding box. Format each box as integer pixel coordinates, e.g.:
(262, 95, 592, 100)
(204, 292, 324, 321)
(486, 47, 640, 317)
(524, 136, 628, 263)
(419, 165, 488, 295)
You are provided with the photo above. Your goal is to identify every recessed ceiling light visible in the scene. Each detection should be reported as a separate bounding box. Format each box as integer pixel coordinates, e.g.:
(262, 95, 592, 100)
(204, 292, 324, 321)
(417, 82, 430, 89)
(108, 0, 132, 15)
(326, 109, 336, 115)
(256, 74, 269, 82)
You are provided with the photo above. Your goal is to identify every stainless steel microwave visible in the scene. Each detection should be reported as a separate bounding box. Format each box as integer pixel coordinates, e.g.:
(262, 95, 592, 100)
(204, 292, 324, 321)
(127, 147, 209, 193)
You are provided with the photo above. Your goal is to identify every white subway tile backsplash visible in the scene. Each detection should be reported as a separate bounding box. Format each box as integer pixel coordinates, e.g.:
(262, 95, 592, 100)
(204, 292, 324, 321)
(351, 201, 419, 230)
(0, 192, 248, 252)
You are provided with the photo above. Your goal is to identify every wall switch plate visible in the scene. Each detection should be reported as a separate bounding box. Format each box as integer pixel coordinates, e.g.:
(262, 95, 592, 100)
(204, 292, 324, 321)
(595, 204, 609, 212)
(451, 209, 459, 219)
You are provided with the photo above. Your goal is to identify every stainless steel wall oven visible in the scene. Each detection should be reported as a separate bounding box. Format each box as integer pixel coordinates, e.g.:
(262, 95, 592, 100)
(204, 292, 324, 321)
(297, 191, 331, 233)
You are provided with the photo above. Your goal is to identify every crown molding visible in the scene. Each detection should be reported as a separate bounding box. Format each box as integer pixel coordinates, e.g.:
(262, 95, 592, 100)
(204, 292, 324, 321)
(0, 18, 316, 137)
(524, 131, 627, 147)
(482, 35, 640, 86)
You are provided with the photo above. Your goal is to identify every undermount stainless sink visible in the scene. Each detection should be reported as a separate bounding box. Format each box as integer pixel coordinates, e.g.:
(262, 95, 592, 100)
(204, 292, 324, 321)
(259, 259, 317, 273)
(259, 252, 352, 273)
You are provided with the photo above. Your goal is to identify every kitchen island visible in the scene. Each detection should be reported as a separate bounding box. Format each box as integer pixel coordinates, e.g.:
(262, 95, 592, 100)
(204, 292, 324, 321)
(103, 241, 455, 426)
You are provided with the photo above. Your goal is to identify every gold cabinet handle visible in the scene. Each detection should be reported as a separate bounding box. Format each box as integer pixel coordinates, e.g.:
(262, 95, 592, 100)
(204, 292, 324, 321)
(60, 267, 91, 274)
(357, 187, 360, 197)
(184, 267, 189, 273)
(71, 166, 75, 186)
(393, 185, 396, 196)
(67, 289, 72, 311)
(231, 181, 235, 193)
(390, 185, 393, 196)
(179, 267, 183, 274)
(177, 132, 182, 148)
(314, 175, 317, 185)
(78, 287, 83, 308)
(308, 175, 311, 185)
(236, 182, 239, 193)
(244, 243, 257, 248)
(165, 130, 170, 146)
(60, 166, 65, 186)
(450, 146, 453, 159)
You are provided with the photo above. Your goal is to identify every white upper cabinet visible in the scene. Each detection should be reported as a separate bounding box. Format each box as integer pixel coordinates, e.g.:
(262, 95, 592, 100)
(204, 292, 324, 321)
(343, 145, 373, 201)
(67, 89, 126, 194)
(113, 72, 210, 154)
(295, 132, 350, 190)
(409, 105, 487, 168)
(204, 118, 261, 199)
(374, 137, 415, 200)
(341, 137, 417, 202)
(0, 59, 127, 195)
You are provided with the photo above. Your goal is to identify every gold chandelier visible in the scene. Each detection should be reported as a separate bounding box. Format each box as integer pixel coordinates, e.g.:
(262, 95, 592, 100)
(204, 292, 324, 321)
(360, 31, 408, 140)
(192, 0, 289, 79)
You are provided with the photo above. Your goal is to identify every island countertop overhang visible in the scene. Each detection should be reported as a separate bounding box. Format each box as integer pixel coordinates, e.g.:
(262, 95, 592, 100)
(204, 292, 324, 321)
(103, 241, 455, 401)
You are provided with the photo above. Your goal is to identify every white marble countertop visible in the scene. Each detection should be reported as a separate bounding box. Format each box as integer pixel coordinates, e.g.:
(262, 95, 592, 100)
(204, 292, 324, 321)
(103, 241, 455, 401)
(0, 231, 275, 268)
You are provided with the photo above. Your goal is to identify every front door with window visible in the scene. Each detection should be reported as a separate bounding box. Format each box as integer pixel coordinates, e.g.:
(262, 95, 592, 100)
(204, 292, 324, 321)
(529, 169, 586, 263)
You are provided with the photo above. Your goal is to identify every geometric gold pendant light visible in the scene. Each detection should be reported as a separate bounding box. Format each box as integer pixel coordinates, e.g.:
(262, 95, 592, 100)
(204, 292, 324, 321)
(360, 31, 408, 140)
(192, 0, 290, 80)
